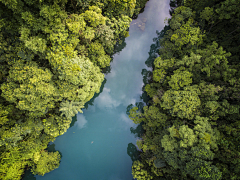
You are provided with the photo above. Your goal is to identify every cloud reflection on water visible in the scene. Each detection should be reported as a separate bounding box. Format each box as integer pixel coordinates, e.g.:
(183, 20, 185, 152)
(76, 113, 87, 129)
(95, 87, 121, 110)
(120, 113, 134, 127)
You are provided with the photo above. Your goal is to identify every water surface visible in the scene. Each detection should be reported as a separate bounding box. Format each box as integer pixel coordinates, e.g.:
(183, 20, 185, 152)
(24, 0, 170, 179)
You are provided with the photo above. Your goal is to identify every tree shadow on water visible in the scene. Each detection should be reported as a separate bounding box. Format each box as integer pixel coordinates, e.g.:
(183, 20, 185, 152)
(127, 143, 141, 162)
(84, 78, 107, 110)
(130, 122, 145, 138)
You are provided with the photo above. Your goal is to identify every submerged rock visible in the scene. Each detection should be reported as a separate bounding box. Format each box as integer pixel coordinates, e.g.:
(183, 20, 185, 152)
(139, 23, 145, 31)
(132, 17, 147, 31)
(141, 18, 147, 23)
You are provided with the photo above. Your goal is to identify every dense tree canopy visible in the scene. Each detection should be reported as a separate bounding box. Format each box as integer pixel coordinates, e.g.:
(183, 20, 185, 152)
(0, 0, 149, 179)
(129, 0, 240, 179)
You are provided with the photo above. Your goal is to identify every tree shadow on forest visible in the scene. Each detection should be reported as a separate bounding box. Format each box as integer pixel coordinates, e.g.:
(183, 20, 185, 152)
(127, 143, 141, 162)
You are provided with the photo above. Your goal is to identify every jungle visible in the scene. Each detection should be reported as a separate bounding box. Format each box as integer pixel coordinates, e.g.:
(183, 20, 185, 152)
(129, 0, 240, 179)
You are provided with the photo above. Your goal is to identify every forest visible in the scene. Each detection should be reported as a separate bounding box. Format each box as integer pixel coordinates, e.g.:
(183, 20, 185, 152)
(129, 0, 240, 179)
(0, 0, 148, 179)
(0, 0, 239, 179)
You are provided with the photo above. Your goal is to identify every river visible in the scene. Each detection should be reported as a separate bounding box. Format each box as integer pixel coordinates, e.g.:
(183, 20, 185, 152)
(23, 0, 170, 179)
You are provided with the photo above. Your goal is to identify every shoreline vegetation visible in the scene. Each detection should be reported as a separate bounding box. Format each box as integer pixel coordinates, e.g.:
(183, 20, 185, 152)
(129, 0, 240, 179)
(0, 0, 148, 179)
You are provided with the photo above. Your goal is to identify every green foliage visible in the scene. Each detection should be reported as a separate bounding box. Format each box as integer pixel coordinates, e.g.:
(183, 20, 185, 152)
(59, 100, 84, 120)
(88, 42, 111, 68)
(103, 0, 137, 18)
(175, 51, 202, 73)
(1, 60, 56, 117)
(200, 7, 214, 21)
(66, 13, 86, 34)
(132, 160, 153, 180)
(170, 6, 194, 28)
(168, 6, 204, 53)
(144, 83, 158, 98)
(127, 143, 140, 162)
(157, 115, 221, 179)
(160, 119, 221, 179)
(43, 114, 72, 137)
(179, 125, 197, 148)
(161, 133, 178, 152)
(55, 56, 104, 104)
(130, 1, 240, 180)
(58, 55, 104, 87)
(129, 104, 167, 130)
(143, 106, 168, 128)
(0, 103, 11, 126)
(153, 57, 175, 83)
(136, 139, 148, 153)
(0, 123, 29, 147)
(194, 116, 220, 151)
(185, 159, 222, 180)
(82, 26, 95, 41)
(195, 41, 232, 80)
(129, 107, 144, 124)
(215, 0, 240, 21)
(106, 15, 132, 39)
(82, 6, 106, 27)
(160, 85, 201, 120)
(31, 150, 61, 176)
(215, 121, 240, 180)
(161, 116, 220, 153)
(168, 66, 193, 90)
(170, 19, 203, 48)
(0, 0, 144, 178)
(0, 146, 28, 180)
(205, 101, 220, 114)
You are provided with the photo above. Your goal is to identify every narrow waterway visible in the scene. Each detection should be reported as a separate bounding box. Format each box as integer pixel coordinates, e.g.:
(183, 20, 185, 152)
(23, 0, 170, 179)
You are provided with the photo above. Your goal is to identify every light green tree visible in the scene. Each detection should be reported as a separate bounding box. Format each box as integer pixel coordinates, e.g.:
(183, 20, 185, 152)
(88, 42, 111, 68)
(161, 116, 221, 179)
(128, 107, 144, 124)
(95, 24, 115, 53)
(103, 0, 137, 18)
(0, 0, 134, 178)
(31, 150, 61, 176)
(132, 160, 153, 180)
(1, 60, 56, 117)
(0, 146, 28, 180)
(43, 114, 72, 137)
(81, 6, 106, 28)
(160, 85, 201, 120)
(65, 13, 86, 35)
(55, 56, 104, 103)
(142, 106, 168, 128)
(152, 57, 175, 83)
(59, 100, 84, 120)
(168, 66, 193, 90)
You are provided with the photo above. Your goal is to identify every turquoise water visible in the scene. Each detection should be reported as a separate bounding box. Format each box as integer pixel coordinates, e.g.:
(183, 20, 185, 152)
(23, 0, 170, 179)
